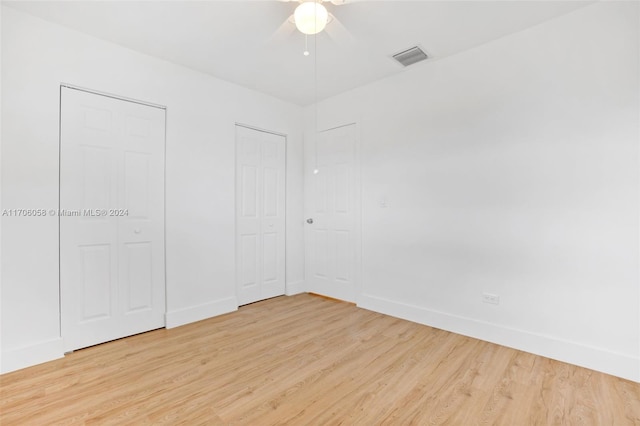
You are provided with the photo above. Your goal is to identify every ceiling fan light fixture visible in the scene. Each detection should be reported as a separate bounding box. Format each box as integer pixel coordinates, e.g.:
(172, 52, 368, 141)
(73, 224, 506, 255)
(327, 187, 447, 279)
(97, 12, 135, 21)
(294, 1, 329, 35)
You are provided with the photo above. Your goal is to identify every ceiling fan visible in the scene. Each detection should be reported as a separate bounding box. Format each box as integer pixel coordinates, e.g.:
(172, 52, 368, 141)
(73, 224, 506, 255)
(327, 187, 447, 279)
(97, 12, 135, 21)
(277, 0, 364, 36)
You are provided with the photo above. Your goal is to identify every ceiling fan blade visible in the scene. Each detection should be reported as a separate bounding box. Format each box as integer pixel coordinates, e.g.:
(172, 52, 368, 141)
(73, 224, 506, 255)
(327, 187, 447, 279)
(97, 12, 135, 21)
(263, 15, 297, 46)
(324, 14, 356, 47)
(329, 0, 368, 5)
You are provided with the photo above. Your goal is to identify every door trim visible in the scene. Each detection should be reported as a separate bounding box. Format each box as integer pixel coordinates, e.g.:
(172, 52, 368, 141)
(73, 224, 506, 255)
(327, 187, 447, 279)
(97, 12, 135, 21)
(235, 122, 287, 138)
(60, 84, 166, 110)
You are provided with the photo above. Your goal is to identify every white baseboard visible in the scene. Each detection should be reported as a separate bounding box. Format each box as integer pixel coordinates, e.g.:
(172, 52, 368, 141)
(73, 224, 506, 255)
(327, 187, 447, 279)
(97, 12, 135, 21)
(286, 280, 306, 296)
(358, 293, 639, 383)
(1, 338, 64, 374)
(165, 297, 238, 329)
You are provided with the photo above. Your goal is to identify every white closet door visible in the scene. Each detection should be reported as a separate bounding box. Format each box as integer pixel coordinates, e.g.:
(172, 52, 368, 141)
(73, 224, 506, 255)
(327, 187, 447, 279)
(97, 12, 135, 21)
(236, 125, 286, 306)
(305, 124, 358, 302)
(60, 87, 165, 352)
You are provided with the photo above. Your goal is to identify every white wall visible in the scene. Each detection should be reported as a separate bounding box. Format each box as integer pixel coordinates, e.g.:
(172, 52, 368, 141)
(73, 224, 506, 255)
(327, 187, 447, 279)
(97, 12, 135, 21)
(308, 1, 640, 381)
(0, 6, 305, 373)
(3, 1, 639, 383)
(0, 3, 4, 373)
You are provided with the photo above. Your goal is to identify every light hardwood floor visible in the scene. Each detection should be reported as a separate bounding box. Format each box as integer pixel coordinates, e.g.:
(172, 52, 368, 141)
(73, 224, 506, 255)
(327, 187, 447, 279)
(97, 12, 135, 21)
(1, 293, 639, 425)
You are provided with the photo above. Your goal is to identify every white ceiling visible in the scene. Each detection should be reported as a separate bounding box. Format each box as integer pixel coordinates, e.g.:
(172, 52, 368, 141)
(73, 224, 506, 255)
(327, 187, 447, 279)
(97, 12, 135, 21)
(5, 0, 593, 106)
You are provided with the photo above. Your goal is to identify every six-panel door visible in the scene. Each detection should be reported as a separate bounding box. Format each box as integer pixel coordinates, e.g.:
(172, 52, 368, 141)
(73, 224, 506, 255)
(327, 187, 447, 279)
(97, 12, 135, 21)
(235, 126, 286, 305)
(305, 124, 358, 302)
(60, 88, 166, 352)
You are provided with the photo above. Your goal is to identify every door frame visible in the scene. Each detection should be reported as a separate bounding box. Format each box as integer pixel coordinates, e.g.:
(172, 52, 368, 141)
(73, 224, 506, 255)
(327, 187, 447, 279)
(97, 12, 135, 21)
(58, 84, 168, 350)
(304, 121, 362, 303)
(234, 123, 288, 305)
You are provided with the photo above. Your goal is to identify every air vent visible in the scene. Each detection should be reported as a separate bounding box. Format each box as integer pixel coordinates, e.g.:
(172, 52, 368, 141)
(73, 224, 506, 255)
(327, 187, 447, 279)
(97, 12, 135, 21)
(392, 46, 428, 67)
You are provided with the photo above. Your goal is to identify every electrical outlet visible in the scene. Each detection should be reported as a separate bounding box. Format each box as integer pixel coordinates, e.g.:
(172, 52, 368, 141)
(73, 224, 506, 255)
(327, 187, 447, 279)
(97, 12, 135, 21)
(482, 293, 500, 305)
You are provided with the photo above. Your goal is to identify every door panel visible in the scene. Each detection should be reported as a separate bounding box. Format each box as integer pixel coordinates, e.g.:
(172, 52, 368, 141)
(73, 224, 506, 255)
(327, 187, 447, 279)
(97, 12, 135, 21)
(60, 87, 165, 352)
(123, 242, 153, 313)
(241, 166, 258, 217)
(334, 230, 351, 282)
(236, 126, 286, 305)
(314, 230, 329, 278)
(305, 124, 359, 302)
(240, 234, 259, 288)
(79, 244, 112, 321)
(124, 152, 151, 218)
(263, 168, 279, 216)
(263, 232, 278, 282)
(82, 146, 112, 210)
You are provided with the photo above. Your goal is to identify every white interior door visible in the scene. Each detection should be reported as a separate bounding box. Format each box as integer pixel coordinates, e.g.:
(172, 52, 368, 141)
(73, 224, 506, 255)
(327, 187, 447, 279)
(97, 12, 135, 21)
(60, 87, 166, 352)
(305, 123, 359, 302)
(236, 125, 286, 305)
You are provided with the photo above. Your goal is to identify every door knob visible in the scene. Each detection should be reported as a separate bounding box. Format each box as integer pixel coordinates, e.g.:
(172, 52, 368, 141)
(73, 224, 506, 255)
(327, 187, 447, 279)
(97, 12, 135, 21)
(306, 218, 314, 224)
(134, 228, 141, 234)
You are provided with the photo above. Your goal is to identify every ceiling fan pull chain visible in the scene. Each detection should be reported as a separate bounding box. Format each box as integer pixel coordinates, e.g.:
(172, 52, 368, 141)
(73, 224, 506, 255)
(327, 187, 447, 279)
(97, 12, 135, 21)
(304, 34, 310, 56)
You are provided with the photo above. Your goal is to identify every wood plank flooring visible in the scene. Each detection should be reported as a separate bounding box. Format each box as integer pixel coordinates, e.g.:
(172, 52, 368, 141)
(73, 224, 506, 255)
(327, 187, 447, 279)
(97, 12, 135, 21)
(1, 293, 639, 425)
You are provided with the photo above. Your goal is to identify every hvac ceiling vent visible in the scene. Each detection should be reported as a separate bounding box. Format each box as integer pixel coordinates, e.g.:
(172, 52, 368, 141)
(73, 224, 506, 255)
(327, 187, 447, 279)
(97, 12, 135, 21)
(392, 46, 428, 67)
